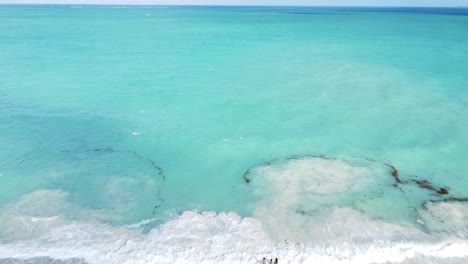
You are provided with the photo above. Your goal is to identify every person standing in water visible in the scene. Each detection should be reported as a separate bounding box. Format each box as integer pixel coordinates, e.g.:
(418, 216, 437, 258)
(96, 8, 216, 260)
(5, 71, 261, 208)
(262, 258, 267, 264)
(274, 258, 278, 264)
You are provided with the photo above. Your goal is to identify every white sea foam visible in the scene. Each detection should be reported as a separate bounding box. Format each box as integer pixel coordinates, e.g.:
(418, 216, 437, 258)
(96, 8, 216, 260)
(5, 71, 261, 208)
(419, 202, 468, 232)
(248, 157, 392, 241)
(1, 157, 468, 264)
(1, 205, 468, 264)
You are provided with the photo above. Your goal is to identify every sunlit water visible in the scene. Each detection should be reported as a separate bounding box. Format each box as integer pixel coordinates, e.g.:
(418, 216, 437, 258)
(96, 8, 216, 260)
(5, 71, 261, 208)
(0, 5, 468, 264)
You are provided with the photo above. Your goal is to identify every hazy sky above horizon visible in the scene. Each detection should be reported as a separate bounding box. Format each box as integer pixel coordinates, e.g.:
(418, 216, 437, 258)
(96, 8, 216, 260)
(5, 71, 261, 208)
(0, 0, 467, 6)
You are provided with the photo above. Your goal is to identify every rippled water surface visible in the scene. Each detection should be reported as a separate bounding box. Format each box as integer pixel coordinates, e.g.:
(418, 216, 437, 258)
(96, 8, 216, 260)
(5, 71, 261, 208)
(0, 5, 468, 264)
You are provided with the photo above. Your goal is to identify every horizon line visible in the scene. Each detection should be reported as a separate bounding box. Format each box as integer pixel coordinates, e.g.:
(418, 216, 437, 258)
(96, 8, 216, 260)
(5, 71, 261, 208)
(1, 3, 468, 8)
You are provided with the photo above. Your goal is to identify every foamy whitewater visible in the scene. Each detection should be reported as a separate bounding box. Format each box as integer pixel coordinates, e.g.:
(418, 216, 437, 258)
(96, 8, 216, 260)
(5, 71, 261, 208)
(1, 5, 468, 264)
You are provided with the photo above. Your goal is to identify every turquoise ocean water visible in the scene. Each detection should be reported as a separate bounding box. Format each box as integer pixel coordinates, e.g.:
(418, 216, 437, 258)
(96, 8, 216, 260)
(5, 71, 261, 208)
(0, 5, 468, 263)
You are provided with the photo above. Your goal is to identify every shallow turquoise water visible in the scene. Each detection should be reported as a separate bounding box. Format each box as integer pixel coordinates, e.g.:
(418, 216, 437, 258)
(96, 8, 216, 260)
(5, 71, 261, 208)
(1, 5, 468, 263)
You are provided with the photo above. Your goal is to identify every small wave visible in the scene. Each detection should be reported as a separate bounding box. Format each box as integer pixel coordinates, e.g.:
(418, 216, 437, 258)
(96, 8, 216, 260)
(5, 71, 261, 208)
(1, 208, 468, 264)
(1, 188, 468, 263)
(125, 217, 161, 229)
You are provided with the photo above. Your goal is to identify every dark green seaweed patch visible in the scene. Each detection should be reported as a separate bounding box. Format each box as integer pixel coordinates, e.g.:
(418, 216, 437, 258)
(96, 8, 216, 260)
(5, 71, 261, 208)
(383, 162, 402, 184)
(432, 197, 468, 203)
(243, 171, 251, 183)
(437, 188, 449, 195)
(88, 147, 114, 153)
(87, 147, 166, 181)
(128, 151, 166, 181)
(410, 179, 450, 195)
(242, 160, 274, 184)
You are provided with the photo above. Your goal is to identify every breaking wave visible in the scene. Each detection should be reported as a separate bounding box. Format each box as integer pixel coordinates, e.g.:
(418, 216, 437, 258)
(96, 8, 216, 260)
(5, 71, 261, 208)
(1, 156, 468, 263)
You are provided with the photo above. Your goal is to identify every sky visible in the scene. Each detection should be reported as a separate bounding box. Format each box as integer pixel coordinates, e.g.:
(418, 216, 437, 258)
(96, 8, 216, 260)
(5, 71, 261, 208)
(0, 0, 467, 6)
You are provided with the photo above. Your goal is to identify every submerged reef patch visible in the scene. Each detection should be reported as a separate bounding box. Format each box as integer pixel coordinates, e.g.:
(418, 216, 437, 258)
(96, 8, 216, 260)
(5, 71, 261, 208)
(433, 197, 468, 203)
(79, 147, 166, 215)
(242, 154, 396, 186)
(241, 154, 468, 226)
